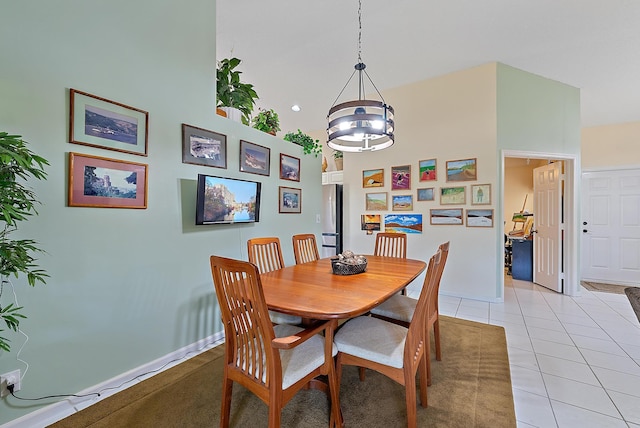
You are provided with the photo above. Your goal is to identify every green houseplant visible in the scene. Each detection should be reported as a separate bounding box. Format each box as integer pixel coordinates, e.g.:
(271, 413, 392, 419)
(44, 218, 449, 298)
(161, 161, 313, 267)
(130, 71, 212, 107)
(283, 129, 322, 157)
(251, 108, 280, 135)
(0, 132, 49, 352)
(332, 149, 343, 170)
(216, 57, 259, 125)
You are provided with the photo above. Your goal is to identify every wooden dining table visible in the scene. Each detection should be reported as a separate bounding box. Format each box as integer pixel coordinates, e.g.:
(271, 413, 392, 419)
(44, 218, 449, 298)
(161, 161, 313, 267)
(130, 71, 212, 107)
(259, 255, 427, 320)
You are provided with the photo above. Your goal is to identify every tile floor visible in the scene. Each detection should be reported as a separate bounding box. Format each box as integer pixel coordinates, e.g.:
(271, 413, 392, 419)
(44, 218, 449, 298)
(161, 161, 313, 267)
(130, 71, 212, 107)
(440, 275, 640, 428)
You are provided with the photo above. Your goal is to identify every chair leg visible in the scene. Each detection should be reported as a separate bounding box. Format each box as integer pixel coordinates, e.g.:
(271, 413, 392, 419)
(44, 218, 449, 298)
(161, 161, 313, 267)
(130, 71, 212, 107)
(426, 329, 433, 386)
(418, 354, 428, 408)
(358, 366, 366, 381)
(268, 391, 282, 428)
(404, 368, 418, 428)
(434, 319, 442, 361)
(220, 375, 233, 428)
(328, 360, 343, 428)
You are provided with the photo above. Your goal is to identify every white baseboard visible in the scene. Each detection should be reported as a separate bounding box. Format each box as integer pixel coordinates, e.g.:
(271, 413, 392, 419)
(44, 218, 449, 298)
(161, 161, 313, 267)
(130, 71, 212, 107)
(1, 332, 224, 428)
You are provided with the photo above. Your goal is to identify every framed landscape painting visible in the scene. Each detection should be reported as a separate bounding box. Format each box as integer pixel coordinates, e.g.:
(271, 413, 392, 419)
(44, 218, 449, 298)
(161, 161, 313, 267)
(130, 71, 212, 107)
(279, 186, 301, 213)
(417, 187, 435, 201)
(392, 194, 413, 211)
(181, 123, 226, 168)
(68, 152, 148, 209)
(384, 214, 423, 234)
(240, 140, 270, 176)
(467, 209, 494, 227)
(70, 89, 148, 156)
(363, 168, 384, 188)
(365, 192, 388, 210)
(446, 158, 477, 182)
(440, 186, 466, 205)
(419, 159, 437, 181)
(430, 209, 463, 225)
(391, 165, 411, 190)
(279, 154, 300, 181)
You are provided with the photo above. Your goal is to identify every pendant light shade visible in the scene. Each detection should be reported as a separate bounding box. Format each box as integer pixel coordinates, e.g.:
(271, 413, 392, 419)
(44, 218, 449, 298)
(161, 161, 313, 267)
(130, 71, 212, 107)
(326, 2, 395, 153)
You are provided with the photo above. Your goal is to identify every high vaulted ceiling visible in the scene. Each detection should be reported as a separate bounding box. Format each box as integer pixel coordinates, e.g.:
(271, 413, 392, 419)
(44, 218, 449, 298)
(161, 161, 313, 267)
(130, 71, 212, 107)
(216, 0, 640, 136)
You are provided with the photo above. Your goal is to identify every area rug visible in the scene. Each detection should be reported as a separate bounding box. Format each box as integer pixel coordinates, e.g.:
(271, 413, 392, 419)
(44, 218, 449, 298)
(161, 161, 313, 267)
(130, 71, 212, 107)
(580, 281, 629, 294)
(625, 287, 640, 323)
(49, 316, 515, 428)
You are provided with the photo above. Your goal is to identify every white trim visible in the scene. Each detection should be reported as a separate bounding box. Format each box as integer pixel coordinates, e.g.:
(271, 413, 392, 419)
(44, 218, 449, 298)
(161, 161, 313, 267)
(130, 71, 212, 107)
(1, 332, 224, 428)
(582, 164, 640, 173)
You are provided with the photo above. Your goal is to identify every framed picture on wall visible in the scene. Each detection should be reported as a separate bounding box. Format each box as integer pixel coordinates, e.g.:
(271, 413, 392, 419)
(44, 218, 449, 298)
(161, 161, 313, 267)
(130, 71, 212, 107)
(392, 194, 413, 211)
(240, 140, 270, 176)
(279, 153, 300, 181)
(430, 209, 463, 225)
(279, 186, 301, 213)
(471, 183, 491, 205)
(69, 89, 149, 156)
(440, 186, 466, 205)
(362, 168, 384, 188)
(418, 159, 437, 181)
(417, 187, 435, 201)
(365, 192, 388, 210)
(68, 152, 148, 209)
(391, 164, 411, 190)
(446, 158, 477, 182)
(181, 123, 227, 168)
(466, 209, 494, 227)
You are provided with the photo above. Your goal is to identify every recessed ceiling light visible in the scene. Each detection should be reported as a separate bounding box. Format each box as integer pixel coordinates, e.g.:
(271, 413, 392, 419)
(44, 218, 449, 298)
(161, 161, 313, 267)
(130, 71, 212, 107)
(291, 105, 301, 112)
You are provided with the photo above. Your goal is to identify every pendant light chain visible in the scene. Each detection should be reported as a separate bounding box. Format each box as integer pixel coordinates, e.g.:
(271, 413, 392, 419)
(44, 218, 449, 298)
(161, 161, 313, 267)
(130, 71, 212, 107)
(357, 0, 362, 64)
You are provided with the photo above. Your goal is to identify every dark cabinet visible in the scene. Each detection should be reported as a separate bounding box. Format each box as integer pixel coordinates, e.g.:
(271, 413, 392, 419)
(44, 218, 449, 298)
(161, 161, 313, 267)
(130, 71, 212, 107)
(511, 239, 533, 281)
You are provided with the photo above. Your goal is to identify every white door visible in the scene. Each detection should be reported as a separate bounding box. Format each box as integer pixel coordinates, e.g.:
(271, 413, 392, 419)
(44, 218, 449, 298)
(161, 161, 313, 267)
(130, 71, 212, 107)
(581, 169, 640, 285)
(533, 162, 563, 292)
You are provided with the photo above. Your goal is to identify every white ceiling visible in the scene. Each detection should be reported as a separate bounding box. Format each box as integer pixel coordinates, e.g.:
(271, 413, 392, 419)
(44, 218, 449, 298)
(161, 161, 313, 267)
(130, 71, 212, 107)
(216, 0, 640, 135)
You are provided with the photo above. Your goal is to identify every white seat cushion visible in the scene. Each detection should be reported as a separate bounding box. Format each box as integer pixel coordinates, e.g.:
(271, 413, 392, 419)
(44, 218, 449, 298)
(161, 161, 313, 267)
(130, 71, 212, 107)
(370, 294, 416, 323)
(274, 324, 337, 389)
(334, 316, 407, 369)
(269, 310, 303, 325)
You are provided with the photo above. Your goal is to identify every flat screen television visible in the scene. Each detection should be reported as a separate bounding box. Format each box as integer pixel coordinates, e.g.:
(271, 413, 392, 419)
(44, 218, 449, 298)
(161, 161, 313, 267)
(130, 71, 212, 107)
(195, 174, 261, 225)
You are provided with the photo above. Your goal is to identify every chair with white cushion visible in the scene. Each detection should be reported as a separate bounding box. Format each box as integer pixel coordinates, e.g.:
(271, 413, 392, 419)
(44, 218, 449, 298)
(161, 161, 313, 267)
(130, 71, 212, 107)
(210, 255, 341, 428)
(334, 250, 442, 427)
(370, 241, 450, 385)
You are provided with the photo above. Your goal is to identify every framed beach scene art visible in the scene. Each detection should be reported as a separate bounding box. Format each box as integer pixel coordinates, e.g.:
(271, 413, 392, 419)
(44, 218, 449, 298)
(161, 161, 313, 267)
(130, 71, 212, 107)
(391, 164, 411, 190)
(362, 168, 384, 188)
(467, 209, 494, 227)
(392, 194, 413, 211)
(240, 140, 270, 176)
(419, 159, 436, 181)
(384, 214, 423, 234)
(181, 124, 226, 169)
(279, 154, 300, 181)
(446, 158, 477, 182)
(365, 192, 388, 210)
(430, 209, 463, 225)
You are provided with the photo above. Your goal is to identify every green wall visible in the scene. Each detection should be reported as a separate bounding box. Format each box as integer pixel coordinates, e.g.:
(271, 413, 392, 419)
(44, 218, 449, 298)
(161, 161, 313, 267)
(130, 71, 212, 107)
(0, 1, 322, 424)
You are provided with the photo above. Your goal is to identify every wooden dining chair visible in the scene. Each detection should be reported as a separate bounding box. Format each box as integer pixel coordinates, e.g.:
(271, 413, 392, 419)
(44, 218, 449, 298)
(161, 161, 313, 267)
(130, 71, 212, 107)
(369, 241, 450, 385)
(292, 233, 320, 264)
(374, 232, 407, 259)
(247, 237, 302, 325)
(209, 255, 341, 428)
(334, 250, 442, 427)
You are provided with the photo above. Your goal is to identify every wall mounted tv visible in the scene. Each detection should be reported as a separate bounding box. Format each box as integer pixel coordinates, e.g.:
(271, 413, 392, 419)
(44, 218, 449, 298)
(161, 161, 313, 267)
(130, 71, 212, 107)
(195, 174, 261, 225)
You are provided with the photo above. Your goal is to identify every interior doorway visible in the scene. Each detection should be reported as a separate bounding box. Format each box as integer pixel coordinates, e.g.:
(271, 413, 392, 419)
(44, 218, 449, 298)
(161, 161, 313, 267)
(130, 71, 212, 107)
(501, 150, 579, 297)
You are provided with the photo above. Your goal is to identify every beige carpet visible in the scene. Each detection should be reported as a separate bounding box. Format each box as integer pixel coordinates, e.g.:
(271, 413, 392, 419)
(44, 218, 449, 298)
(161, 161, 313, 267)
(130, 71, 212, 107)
(49, 316, 516, 428)
(580, 281, 629, 294)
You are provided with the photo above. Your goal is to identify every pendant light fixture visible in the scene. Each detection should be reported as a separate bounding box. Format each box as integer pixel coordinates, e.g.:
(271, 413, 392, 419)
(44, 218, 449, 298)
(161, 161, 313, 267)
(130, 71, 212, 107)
(327, 0, 394, 153)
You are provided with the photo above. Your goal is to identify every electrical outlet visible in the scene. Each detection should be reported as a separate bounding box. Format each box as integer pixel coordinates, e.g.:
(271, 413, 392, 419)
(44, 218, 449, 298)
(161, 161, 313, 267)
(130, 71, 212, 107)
(1, 369, 21, 398)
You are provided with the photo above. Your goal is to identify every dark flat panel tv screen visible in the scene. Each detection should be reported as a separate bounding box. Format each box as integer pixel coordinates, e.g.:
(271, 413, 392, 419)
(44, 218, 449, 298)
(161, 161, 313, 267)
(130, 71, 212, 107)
(195, 174, 261, 225)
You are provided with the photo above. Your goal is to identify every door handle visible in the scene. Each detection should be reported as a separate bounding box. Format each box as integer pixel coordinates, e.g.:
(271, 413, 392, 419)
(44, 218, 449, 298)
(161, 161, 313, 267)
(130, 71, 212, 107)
(583, 221, 588, 226)
(583, 229, 588, 233)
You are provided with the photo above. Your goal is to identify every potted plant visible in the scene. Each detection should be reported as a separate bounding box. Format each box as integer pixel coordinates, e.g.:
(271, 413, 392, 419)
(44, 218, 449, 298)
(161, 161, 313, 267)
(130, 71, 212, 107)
(0, 132, 49, 352)
(216, 57, 259, 125)
(333, 149, 344, 170)
(251, 108, 280, 135)
(283, 129, 322, 157)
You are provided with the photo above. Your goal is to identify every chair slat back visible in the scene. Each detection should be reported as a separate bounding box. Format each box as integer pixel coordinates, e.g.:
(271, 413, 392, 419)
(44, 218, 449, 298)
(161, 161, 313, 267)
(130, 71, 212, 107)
(374, 232, 407, 258)
(210, 255, 278, 387)
(292, 234, 320, 264)
(247, 237, 285, 274)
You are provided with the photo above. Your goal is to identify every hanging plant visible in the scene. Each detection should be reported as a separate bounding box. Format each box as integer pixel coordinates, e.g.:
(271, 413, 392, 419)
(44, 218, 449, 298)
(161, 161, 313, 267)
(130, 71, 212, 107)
(283, 129, 322, 157)
(251, 108, 280, 135)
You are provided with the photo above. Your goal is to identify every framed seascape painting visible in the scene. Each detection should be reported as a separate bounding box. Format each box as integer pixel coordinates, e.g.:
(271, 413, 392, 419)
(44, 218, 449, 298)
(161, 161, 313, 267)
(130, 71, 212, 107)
(419, 159, 437, 181)
(362, 168, 384, 188)
(446, 158, 477, 182)
(391, 164, 411, 190)
(417, 187, 435, 201)
(240, 140, 270, 176)
(471, 183, 491, 205)
(466, 209, 494, 227)
(392, 194, 413, 211)
(365, 192, 388, 210)
(440, 186, 466, 205)
(384, 214, 423, 234)
(181, 124, 226, 168)
(279, 186, 301, 213)
(279, 154, 300, 181)
(430, 209, 463, 225)
(68, 152, 148, 209)
(69, 89, 148, 156)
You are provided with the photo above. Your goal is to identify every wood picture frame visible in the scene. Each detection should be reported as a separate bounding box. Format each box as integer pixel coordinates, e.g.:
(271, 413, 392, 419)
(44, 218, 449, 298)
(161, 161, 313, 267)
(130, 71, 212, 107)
(430, 209, 463, 225)
(440, 186, 466, 205)
(384, 214, 423, 234)
(466, 209, 494, 227)
(392, 194, 413, 211)
(279, 186, 301, 213)
(181, 124, 227, 169)
(419, 158, 437, 181)
(391, 164, 411, 190)
(471, 183, 491, 205)
(446, 158, 477, 182)
(362, 168, 384, 188)
(239, 140, 270, 176)
(69, 89, 148, 156)
(279, 153, 300, 181)
(365, 192, 388, 210)
(68, 152, 148, 209)
(417, 187, 435, 201)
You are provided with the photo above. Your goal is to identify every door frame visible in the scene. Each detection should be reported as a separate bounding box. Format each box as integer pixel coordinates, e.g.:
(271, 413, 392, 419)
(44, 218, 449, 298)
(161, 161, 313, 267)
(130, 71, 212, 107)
(500, 150, 580, 297)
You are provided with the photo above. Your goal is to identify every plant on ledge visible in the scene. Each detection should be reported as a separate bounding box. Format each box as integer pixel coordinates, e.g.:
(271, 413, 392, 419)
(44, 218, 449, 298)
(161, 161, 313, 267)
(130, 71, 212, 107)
(283, 129, 322, 157)
(216, 57, 259, 125)
(0, 132, 49, 352)
(251, 108, 280, 135)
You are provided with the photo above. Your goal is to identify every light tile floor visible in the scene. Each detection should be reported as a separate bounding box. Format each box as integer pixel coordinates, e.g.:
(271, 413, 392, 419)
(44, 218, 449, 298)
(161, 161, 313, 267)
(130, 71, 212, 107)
(439, 275, 640, 428)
